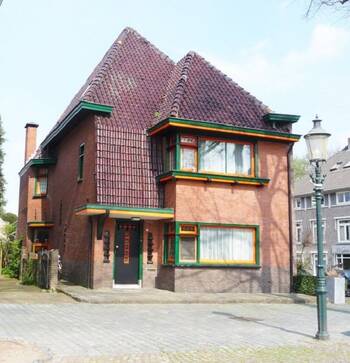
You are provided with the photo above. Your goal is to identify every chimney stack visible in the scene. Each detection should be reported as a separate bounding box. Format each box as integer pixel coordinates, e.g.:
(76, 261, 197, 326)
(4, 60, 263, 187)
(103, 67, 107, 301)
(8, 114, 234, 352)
(24, 123, 39, 163)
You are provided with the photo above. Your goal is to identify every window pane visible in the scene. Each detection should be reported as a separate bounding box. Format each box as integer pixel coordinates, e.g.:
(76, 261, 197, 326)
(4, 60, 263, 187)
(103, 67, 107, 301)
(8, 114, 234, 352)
(39, 177, 48, 194)
(226, 143, 251, 175)
(179, 237, 196, 262)
(167, 236, 175, 263)
(200, 227, 254, 263)
(181, 148, 196, 171)
(168, 148, 175, 170)
(198, 140, 225, 173)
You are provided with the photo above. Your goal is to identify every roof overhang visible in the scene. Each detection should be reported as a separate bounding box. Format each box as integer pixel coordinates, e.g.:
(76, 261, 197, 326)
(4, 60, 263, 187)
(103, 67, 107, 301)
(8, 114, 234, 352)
(27, 221, 54, 228)
(75, 204, 174, 220)
(19, 158, 57, 177)
(263, 113, 300, 124)
(41, 100, 113, 149)
(148, 117, 301, 142)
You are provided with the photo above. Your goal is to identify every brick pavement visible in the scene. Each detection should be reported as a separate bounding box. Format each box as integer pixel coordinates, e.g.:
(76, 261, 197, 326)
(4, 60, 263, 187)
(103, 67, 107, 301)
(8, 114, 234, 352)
(0, 303, 350, 362)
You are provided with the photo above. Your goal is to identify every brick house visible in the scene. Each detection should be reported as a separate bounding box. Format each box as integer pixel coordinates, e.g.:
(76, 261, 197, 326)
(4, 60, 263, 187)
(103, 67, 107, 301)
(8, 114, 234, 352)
(17, 28, 300, 292)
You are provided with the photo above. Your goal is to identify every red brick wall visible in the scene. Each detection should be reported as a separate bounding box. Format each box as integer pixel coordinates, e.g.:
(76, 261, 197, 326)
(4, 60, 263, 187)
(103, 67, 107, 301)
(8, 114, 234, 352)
(160, 140, 292, 292)
(49, 115, 97, 286)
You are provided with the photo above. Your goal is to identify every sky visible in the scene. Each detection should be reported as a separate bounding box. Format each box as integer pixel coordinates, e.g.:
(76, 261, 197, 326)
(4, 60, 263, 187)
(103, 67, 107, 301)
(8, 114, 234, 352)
(0, 0, 350, 213)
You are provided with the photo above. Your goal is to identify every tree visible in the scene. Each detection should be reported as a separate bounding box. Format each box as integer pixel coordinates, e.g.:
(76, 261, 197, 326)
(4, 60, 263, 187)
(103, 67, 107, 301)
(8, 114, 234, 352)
(292, 156, 309, 181)
(0, 115, 5, 214)
(1, 212, 17, 225)
(306, 0, 350, 16)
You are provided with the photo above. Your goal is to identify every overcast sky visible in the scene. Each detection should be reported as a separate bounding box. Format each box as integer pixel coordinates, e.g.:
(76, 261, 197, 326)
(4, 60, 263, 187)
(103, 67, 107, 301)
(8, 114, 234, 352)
(1, 0, 349, 213)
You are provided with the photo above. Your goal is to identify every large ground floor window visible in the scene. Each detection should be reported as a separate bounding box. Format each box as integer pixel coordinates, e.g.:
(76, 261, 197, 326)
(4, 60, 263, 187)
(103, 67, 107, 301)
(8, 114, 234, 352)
(335, 253, 350, 270)
(163, 222, 259, 266)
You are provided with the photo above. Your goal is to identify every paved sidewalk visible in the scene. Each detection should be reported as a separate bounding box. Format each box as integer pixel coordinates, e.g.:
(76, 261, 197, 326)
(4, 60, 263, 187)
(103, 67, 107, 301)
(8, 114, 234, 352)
(0, 275, 74, 304)
(0, 303, 350, 362)
(57, 280, 315, 304)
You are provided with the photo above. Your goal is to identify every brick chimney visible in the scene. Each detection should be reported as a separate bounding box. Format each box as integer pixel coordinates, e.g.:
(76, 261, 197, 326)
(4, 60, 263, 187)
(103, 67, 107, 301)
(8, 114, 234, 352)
(24, 123, 39, 163)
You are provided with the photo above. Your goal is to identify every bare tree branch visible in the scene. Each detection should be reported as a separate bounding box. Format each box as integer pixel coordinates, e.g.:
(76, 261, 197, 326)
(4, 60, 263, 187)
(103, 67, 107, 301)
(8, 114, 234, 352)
(306, 0, 350, 16)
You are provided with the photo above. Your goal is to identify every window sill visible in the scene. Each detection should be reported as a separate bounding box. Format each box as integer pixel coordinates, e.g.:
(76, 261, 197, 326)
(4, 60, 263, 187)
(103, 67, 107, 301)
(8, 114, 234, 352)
(77, 178, 83, 183)
(33, 194, 47, 199)
(162, 263, 261, 269)
(158, 171, 270, 187)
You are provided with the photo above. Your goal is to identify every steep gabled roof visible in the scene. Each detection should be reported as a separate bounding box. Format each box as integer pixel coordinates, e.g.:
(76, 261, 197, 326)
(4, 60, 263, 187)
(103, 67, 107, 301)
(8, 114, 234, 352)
(154, 51, 288, 132)
(46, 27, 174, 139)
(36, 27, 298, 209)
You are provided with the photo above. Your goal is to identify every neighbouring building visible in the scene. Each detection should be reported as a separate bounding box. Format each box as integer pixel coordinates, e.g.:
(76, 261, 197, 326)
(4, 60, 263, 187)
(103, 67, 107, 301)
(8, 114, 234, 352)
(294, 139, 350, 275)
(17, 27, 300, 292)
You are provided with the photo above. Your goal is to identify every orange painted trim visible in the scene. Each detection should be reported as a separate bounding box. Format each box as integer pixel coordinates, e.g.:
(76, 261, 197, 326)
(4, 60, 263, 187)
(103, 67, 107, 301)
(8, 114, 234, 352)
(150, 121, 300, 142)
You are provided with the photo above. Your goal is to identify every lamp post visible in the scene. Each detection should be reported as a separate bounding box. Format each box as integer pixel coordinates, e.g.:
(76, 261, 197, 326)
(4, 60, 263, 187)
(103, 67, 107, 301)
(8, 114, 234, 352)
(304, 116, 331, 340)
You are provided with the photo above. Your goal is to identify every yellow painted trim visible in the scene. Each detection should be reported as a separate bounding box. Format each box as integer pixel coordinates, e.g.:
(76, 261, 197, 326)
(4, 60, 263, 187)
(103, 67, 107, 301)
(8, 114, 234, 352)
(75, 209, 106, 216)
(28, 223, 54, 228)
(199, 259, 256, 264)
(151, 121, 299, 142)
(175, 175, 207, 181)
(109, 210, 174, 218)
(163, 175, 267, 186)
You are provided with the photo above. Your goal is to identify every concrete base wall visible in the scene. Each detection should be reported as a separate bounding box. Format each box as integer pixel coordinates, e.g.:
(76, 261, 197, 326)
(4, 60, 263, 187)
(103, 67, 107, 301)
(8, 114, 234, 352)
(157, 266, 290, 293)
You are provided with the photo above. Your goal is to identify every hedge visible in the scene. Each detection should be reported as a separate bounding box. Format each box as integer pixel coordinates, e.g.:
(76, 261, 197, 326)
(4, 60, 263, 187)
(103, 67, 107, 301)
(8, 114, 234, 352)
(293, 274, 317, 295)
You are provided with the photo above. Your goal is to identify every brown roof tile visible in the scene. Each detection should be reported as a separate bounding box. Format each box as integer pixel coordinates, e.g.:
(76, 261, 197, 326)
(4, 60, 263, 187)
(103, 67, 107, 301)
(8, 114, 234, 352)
(40, 28, 294, 209)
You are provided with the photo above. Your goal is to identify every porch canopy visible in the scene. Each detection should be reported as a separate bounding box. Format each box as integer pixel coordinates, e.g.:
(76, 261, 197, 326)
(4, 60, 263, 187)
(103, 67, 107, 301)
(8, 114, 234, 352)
(75, 204, 174, 221)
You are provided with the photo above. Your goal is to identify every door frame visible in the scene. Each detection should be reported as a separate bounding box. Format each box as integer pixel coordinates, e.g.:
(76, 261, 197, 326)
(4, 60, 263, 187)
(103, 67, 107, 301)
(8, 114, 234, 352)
(113, 219, 143, 287)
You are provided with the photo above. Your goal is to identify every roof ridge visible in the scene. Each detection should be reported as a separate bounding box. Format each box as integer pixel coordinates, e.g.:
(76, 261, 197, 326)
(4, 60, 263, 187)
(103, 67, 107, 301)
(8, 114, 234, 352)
(191, 51, 271, 113)
(169, 51, 195, 117)
(87, 28, 174, 100)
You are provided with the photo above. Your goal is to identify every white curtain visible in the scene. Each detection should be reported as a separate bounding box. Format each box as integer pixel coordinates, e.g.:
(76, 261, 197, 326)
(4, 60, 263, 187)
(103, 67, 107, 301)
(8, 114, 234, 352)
(198, 141, 225, 173)
(226, 143, 251, 175)
(200, 227, 254, 263)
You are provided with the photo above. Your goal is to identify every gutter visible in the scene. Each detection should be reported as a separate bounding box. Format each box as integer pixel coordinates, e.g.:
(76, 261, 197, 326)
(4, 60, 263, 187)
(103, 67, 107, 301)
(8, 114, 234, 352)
(287, 142, 295, 292)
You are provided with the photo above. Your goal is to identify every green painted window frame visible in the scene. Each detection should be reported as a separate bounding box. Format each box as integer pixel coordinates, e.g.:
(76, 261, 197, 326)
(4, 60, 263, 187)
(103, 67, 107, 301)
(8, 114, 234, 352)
(33, 167, 48, 198)
(163, 131, 259, 178)
(78, 143, 85, 182)
(163, 221, 260, 268)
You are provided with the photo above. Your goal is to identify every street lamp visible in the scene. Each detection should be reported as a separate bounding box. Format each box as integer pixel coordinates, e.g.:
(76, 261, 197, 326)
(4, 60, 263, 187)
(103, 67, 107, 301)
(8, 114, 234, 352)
(304, 115, 331, 340)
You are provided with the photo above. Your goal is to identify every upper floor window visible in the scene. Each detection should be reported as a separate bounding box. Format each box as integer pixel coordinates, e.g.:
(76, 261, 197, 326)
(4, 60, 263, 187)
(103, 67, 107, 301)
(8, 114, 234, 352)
(338, 219, 350, 243)
(78, 143, 85, 181)
(34, 168, 48, 197)
(178, 135, 253, 176)
(310, 220, 326, 244)
(337, 191, 350, 205)
(295, 198, 302, 209)
(296, 221, 302, 244)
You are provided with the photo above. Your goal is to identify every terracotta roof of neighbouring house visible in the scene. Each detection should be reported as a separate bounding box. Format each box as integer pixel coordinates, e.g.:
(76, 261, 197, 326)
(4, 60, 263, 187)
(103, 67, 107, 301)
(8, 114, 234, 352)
(39, 27, 296, 208)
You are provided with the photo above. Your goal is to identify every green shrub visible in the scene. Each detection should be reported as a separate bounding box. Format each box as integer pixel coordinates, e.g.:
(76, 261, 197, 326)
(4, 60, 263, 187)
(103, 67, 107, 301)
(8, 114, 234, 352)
(21, 259, 37, 285)
(1, 239, 22, 278)
(293, 274, 317, 295)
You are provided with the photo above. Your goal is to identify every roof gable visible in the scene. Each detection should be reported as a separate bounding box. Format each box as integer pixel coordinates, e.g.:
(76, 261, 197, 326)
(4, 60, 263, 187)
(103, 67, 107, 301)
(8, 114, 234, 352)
(155, 52, 290, 132)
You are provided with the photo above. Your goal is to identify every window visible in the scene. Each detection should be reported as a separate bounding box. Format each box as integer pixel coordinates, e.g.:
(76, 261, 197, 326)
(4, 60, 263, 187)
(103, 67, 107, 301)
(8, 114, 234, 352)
(164, 223, 175, 264)
(34, 168, 48, 196)
(295, 198, 302, 209)
(311, 195, 325, 207)
(337, 191, 350, 205)
(200, 226, 255, 264)
(312, 253, 327, 276)
(338, 219, 350, 243)
(78, 144, 85, 181)
(32, 228, 49, 252)
(296, 222, 302, 244)
(179, 224, 197, 263)
(335, 254, 350, 269)
(310, 220, 326, 244)
(198, 139, 252, 176)
(163, 223, 258, 266)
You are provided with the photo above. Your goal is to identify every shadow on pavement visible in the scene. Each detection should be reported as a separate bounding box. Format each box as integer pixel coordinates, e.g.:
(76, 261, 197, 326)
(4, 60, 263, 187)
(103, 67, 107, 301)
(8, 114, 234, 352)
(212, 311, 314, 339)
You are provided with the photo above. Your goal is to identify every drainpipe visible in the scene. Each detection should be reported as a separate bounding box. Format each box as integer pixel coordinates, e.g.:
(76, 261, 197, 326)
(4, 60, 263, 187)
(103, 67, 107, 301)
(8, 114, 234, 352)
(287, 142, 295, 292)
